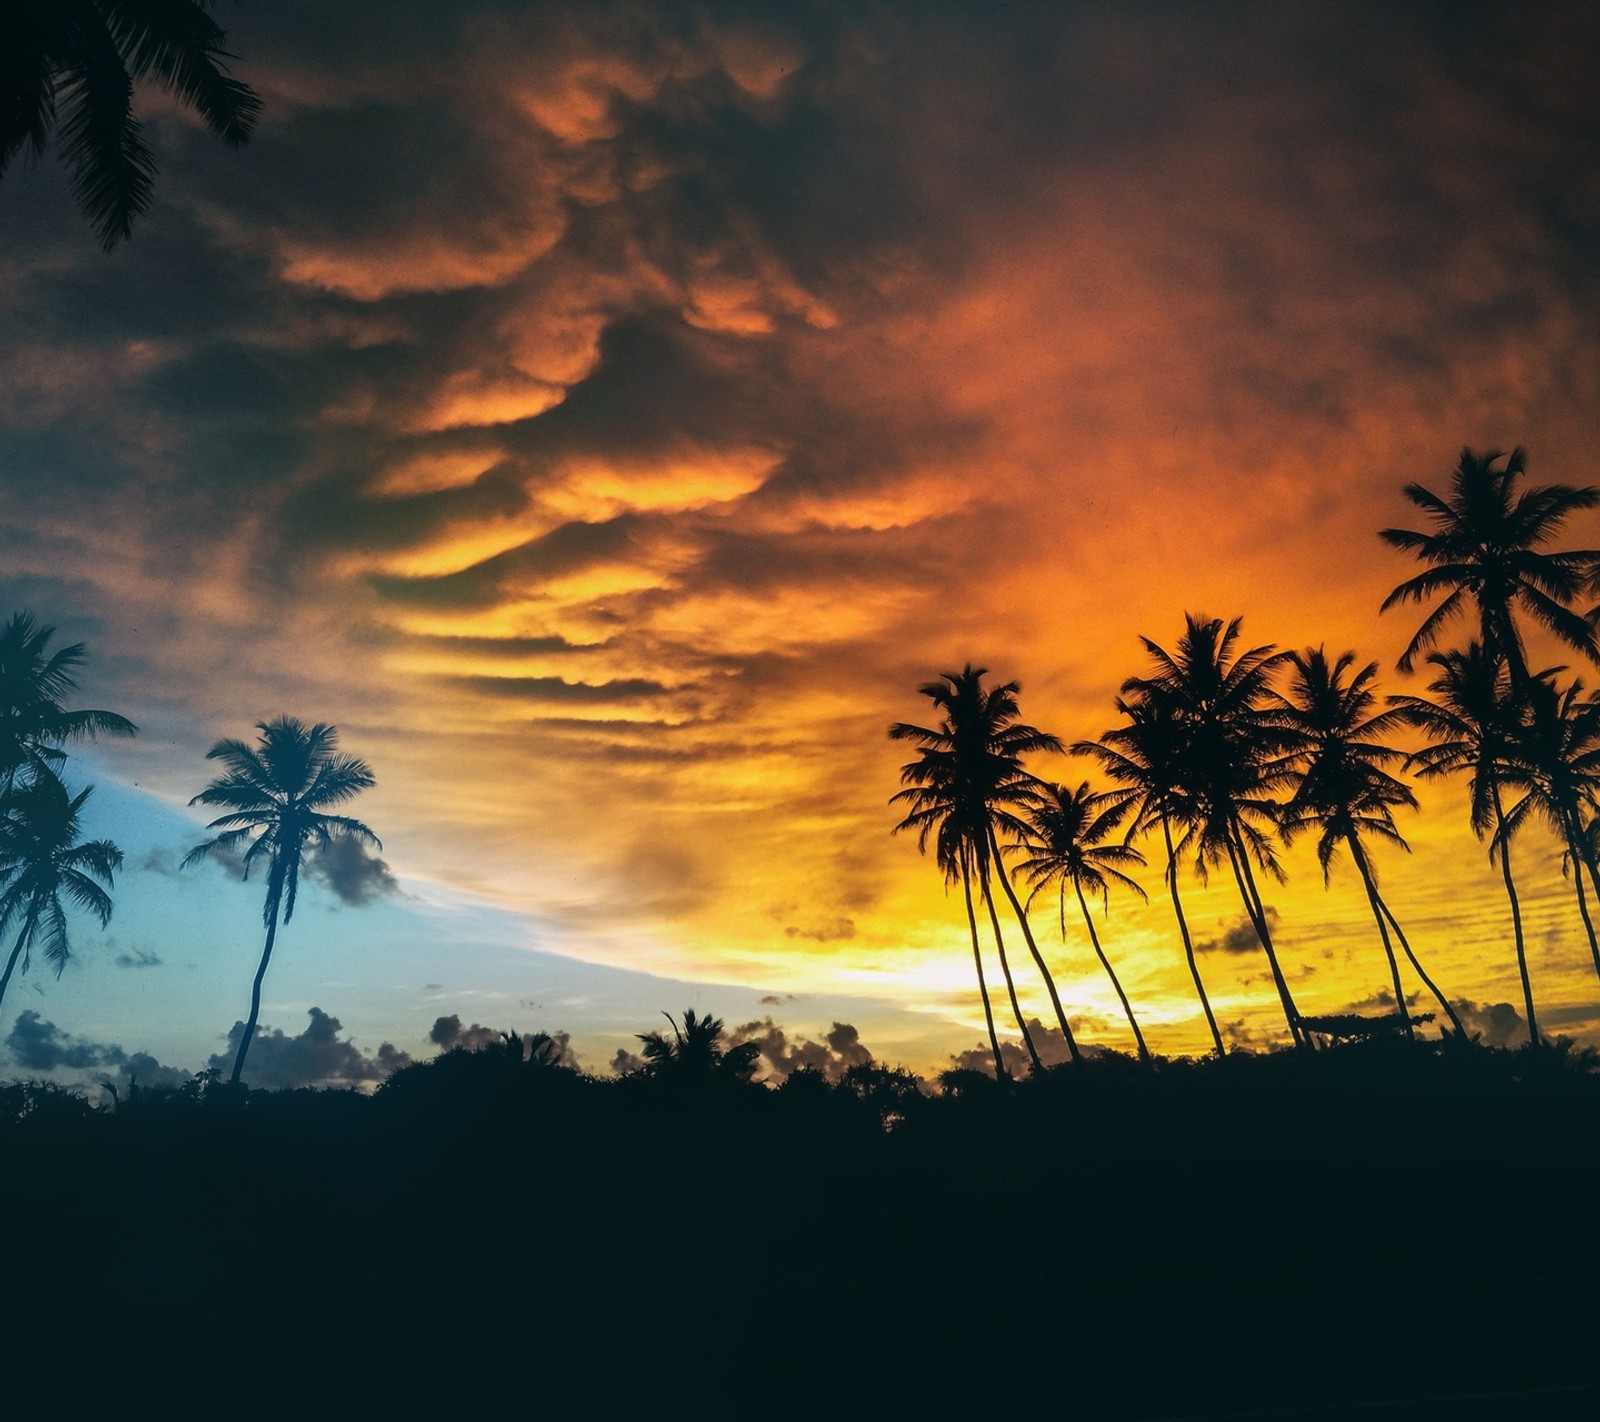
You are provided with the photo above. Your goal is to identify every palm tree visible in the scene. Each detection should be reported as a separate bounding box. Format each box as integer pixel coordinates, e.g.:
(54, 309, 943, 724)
(1013, 782, 1152, 1065)
(2, 0, 262, 250)
(183, 718, 379, 1086)
(1380, 447, 1600, 687)
(1120, 615, 1307, 1047)
(1275, 648, 1465, 1040)
(892, 666, 1077, 1072)
(1078, 696, 1226, 1057)
(636, 1009, 761, 1083)
(1389, 644, 1537, 1045)
(1499, 671, 1600, 987)
(0, 611, 136, 801)
(0, 773, 122, 1014)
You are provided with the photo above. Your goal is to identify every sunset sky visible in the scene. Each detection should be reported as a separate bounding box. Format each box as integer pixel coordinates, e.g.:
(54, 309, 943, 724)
(3, 0, 1599, 1088)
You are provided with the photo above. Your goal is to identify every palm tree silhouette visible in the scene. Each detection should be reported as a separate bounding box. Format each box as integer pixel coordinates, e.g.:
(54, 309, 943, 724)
(1499, 671, 1600, 987)
(1275, 648, 1465, 1040)
(0, 611, 136, 801)
(1013, 782, 1152, 1064)
(1078, 697, 1226, 1057)
(0, 774, 121, 1014)
(892, 666, 1077, 1072)
(2, 0, 262, 250)
(636, 1009, 761, 1083)
(1380, 447, 1600, 686)
(1120, 615, 1307, 1048)
(1389, 645, 1537, 1045)
(183, 718, 379, 1086)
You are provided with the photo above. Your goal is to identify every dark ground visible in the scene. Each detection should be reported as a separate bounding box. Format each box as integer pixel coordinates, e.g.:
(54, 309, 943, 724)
(6, 1039, 1598, 1419)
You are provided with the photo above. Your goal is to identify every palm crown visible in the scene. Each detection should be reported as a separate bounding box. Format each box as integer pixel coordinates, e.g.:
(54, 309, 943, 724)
(2, 0, 262, 249)
(1275, 648, 1417, 880)
(184, 717, 379, 925)
(1014, 782, 1147, 930)
(1380, 447, 1600, 680)
(0, 611, 137, 794)
(0, 775, 121, 982)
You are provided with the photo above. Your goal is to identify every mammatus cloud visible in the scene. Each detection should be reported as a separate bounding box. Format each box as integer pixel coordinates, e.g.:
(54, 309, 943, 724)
(208, 1008, 412, 1090)
(4, 0, 1599, 1066)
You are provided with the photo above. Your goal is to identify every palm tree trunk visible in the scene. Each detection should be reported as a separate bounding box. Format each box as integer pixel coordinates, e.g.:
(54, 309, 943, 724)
(1575, 827, 1600, 987)
(1225, 831, 1306, 1048)
(1489, 782, 1538, 1047)
(0, 910, 38, 1014)
(961, 863, 1007, 1079)
(1164, 819, 1225, 1057)
(980, 871, 1043, 1073)
(231, 896, 282, 1086)
(1561, 810, 1600, 986)
(1074, 881, 1150, 1065)
(1345, 836, 1412, 1040)
(988, 827, 1081, 1064)
(1371, 895, 1468, 1040)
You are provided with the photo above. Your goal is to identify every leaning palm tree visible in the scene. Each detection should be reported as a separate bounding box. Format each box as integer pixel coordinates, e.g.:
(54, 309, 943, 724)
(183, 718, 379, 1086)
(2, 0, 262, 249)
(1389, 644, 1537, 1045)
(1121, 614, 1307, 1047)
(1275, 648, 1465, 1040)
(0, 773, 122, 1014)
(1499, 671, 1600, 987)
(1013, 782, 1152, 1065)
(892, 666, 1077, 1071)
(1078, 696, 1226, 1057)
(0, 611, 136, 801)
(1380, 447, 1600, 687)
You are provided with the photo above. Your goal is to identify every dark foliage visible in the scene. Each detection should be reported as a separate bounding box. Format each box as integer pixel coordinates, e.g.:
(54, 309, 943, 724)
(6, 1035, 1600, 1416)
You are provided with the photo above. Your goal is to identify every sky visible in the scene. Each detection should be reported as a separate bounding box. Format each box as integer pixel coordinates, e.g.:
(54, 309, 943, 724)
(3, 0, 1599, 1089)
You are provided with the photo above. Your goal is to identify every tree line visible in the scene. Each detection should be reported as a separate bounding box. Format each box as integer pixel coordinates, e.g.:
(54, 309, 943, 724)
(892, 447, 1600, 1074)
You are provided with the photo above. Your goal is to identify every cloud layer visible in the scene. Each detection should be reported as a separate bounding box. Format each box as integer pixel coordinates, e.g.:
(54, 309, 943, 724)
(4, 1, 1599, 1063)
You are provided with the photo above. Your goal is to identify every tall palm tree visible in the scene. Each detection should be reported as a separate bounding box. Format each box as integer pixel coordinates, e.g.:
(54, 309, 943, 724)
(0, 611, 136, 800)
(1499, 672, 1600, 987)
(1013, 781, 1152, 1065)
(892, 666, 1077, 1071)
(1077, 697, 1226, 1057)
(1380, 447, 1600, 687)
(890, 752, 1008, 1077)
(183, 718, 379, 1086)
(1389, 645, 1537, 1045)
(2, 0, 262, 250)
(0, 773, 121, 1014)
(1121, 615, 1308, 1047)
(1275, 648, 1465, 1040)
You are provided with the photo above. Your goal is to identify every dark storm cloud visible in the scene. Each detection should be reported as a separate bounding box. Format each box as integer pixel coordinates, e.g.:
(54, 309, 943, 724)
(115, 949, 163, 970)
(1452, 1000, 1528, 1050)
(208, 1008, 412, 1090)
(7, 0, 1600, 1049)
(428, 1014, 582, 1067)
(303, 837, 401, 907)
(1199, 908, 1280, 956)
(728, 1016, 872, 1082)
(4, 1012, 191, 1090)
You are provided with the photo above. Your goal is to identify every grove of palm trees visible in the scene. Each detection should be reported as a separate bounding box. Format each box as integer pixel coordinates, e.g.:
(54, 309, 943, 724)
(4, 449, 1600, 1416)
(893, 448, 1600, 1067)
